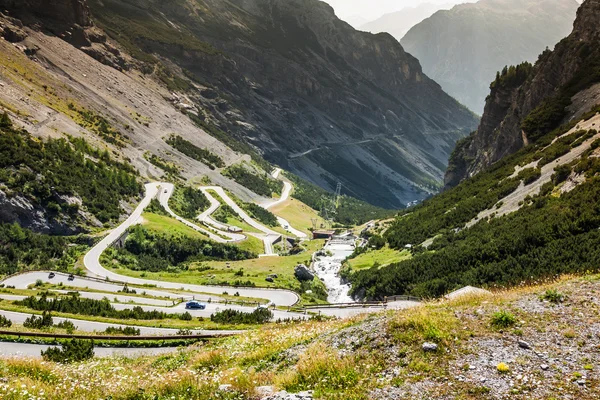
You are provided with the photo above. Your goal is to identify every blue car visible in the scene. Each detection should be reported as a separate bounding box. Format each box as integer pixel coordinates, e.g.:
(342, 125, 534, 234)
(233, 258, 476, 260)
(185, 301, 206, 310)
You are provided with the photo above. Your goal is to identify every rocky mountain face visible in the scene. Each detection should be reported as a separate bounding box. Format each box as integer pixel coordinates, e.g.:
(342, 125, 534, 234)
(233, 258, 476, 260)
(401, 0, 579, 115)
(73, 0, 478, 208)
(445, 0, 600, 187)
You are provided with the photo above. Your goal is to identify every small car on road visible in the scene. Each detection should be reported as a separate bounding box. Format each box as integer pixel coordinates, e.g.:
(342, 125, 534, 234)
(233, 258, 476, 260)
(67, 274, 75, 281)
(48, 272, 55, 279)
(185, 301, 206, 310)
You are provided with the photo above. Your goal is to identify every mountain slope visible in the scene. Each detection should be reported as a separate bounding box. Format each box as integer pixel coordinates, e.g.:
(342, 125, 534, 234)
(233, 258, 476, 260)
(360, 2, 460, 40)
(82, 0, 478, 208)
(348, 0, 600, 300)
(445, 0, 600, 186)
(401, 0, 579, 115)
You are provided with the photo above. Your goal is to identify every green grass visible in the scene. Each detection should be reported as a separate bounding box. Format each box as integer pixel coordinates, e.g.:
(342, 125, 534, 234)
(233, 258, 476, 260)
(345, 246, 411, 270)
(270, 197, 321, 236)
(235, 235, 265, 255)
(142, 212, 209, 240)
(106, 240, 324, 292)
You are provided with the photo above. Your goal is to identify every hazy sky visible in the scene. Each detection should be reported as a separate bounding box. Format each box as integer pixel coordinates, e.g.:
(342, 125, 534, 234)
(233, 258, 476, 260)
(324, 0, 467, 22)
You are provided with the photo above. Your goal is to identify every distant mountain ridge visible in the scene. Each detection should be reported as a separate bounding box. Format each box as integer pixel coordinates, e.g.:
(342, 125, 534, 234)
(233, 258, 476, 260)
(445, 0, 600, 187)
(401, 0, 579, 115)
(360, 2, 462, 40)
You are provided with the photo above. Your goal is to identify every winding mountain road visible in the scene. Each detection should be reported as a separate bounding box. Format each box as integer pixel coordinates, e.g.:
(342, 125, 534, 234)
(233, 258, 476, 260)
(80, 182, 300, 306)
(263, 169, 308, 239)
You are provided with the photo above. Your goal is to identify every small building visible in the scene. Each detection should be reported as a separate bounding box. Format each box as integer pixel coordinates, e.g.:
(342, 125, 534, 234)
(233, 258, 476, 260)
(312, 229, 335, 239)
(227, 226, 243, 233)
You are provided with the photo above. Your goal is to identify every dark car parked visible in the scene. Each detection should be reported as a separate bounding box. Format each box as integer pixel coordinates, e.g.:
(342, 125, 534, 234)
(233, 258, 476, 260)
(68, 274, 75, 281)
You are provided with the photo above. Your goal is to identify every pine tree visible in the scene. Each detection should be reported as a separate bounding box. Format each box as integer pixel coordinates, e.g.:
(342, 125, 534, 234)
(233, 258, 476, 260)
(0, 111, 11, 128)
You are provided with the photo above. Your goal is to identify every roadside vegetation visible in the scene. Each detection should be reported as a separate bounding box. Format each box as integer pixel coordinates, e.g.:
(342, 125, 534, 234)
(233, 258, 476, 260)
(16, 293, 193, 321)
(0, 223, 90, 277)
(103, 225, 255, 274)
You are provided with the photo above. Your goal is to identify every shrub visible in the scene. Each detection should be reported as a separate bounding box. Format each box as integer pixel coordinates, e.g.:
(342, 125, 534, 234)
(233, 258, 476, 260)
(56, 320, 77, 334)
(222, 164, 282, 197)
(166, 135, 225, 169)
(0, 111, 11, 128)
(23, 312, 54, 329)
(211, 308, 273, 325)
(42, 339, 94, 363)
(540, 289, 566, 304)
(104, 326, 141, 336)
(490, 310, 517, 329)
(180, 312, 193, 321)
(0, 314, 12, 328)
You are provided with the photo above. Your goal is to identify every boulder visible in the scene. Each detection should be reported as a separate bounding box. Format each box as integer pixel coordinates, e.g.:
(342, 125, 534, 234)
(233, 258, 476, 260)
(294, 264, 314, 282)
(422, 342, 438, 352)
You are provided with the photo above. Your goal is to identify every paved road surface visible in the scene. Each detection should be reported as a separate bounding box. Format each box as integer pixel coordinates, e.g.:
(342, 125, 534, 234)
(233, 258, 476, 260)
(79, 183, 300, 306)
(199, 186, 281, 256)
(0, 342, 183, 358)
(0, 310, 241, 335)
(263, 169, 308, 239)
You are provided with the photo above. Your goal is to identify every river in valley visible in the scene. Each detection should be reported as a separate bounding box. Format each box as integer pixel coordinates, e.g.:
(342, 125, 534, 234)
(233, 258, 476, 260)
(313, 242, 356, 303)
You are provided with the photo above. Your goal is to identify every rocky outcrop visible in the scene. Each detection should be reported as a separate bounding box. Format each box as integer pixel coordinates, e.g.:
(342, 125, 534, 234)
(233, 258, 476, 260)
(401, 0, 579, 115)
(0, 190, 84, 235)
(445, 0, 600, 187)
(294, 264, 314, 282)
(0, 0, 128, 70)
(85, 0, 479, 208)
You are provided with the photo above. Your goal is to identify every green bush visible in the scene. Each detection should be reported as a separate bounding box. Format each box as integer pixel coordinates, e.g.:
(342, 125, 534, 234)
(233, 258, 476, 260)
(222, 164, 282, 197)
(104, 326, 141, 336)
(0, 314, 12, 328)
(540, 289, 566, 304)
(166, 135, 224, 169)
(490, 310, 517, 329)
(180, 312, 193, 321)
(168, 186, 210, 219)
(16, 293, 188, 321)
(109, 225, 255, 273)
(0, 111, 11, 128)
(23, 312, 54, 329)
(56, 320, 77, 334)
(42, 339, 94, 363)
(517, 168, 542, 185)
(242, 202, 278, 227)
(145, 198, 168, 216)
(211, 308, 273, 325)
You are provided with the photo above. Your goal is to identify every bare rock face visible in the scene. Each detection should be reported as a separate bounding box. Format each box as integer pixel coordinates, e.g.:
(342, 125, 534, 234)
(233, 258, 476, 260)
(0, 190, 83, 235)
(0, 0, 91, 30)
(0, 0, 128, 70)
(445, 0, 600, 188)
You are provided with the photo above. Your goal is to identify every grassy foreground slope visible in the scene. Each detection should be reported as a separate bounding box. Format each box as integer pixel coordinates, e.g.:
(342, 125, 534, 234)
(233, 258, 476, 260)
(2, 274, 599, 399)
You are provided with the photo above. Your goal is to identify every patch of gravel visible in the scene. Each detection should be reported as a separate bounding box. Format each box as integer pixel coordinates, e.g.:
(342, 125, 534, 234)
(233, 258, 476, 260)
(369, 279, 600, 399)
